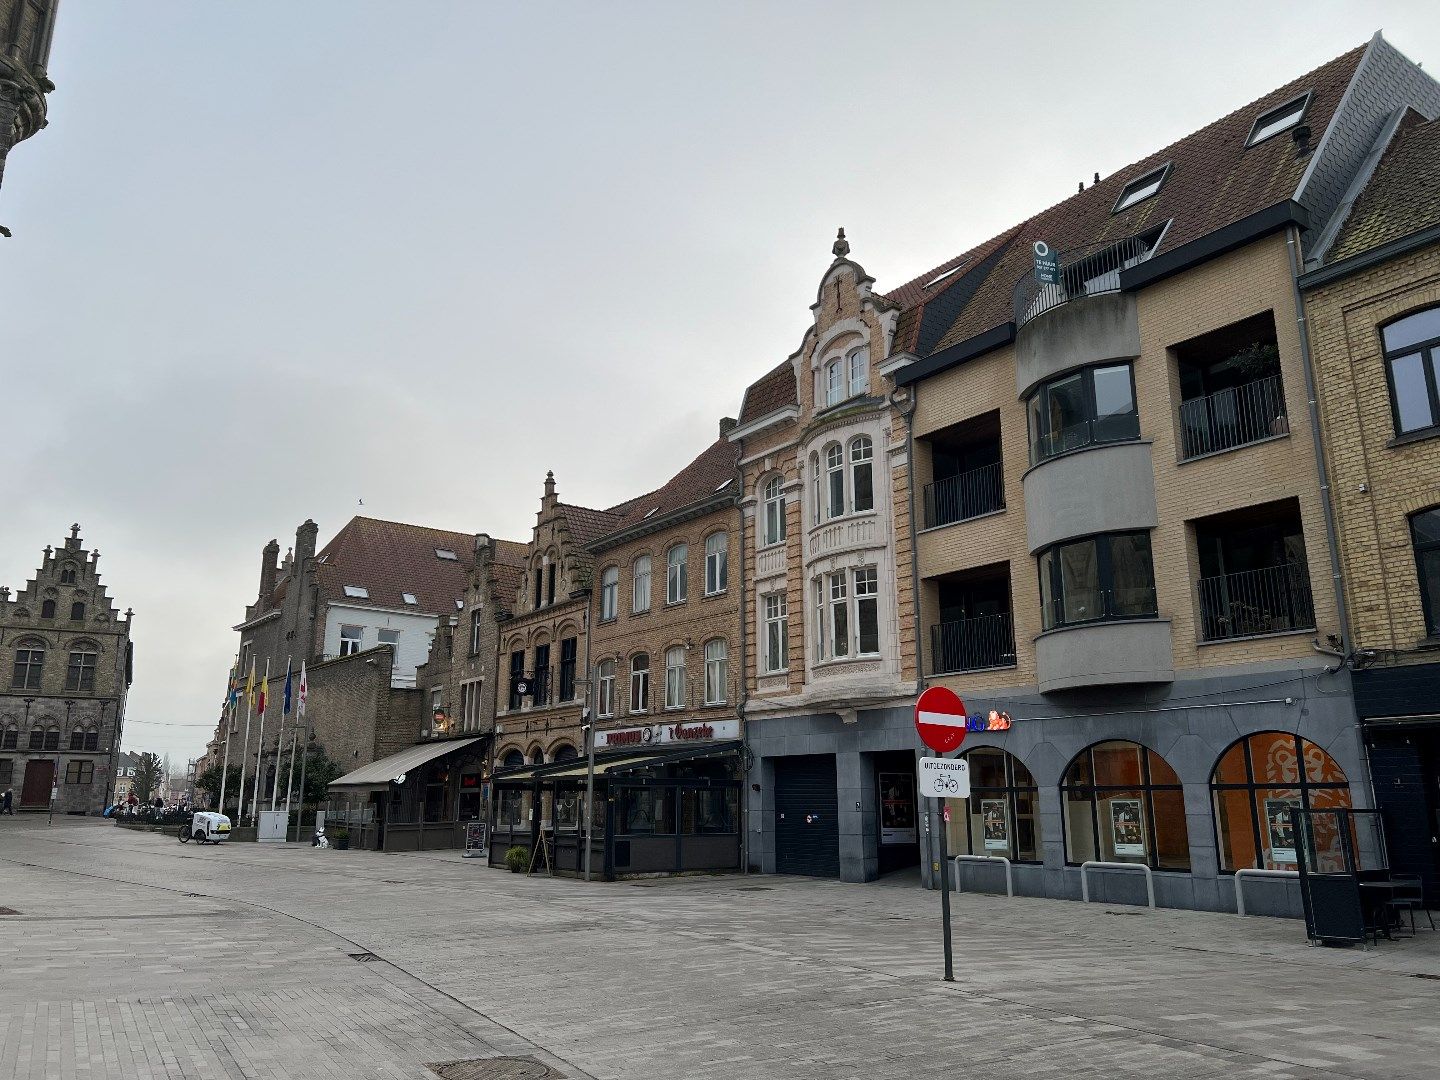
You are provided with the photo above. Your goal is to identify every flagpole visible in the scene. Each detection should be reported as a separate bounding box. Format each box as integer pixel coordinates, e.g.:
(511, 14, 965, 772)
(283, 661, 304, 832)
(217, 698, 233, 816)
(236, 660, 255, 824)
(270, 657, 291, 811)
(252, 658, 270, 821)
(292, 661, 310, 844)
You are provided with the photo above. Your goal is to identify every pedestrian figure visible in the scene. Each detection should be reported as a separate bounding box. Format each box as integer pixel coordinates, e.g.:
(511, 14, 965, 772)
(1, 788, 12, 815)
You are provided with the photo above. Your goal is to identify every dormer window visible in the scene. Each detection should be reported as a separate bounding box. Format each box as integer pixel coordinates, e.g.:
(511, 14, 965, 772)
(343, 585, 369, 599)
(402, 593, 418, 605)
(435, 548, 458, 561)
(1113, 163, 1170, 213)
(1247, 94, 1310, 147)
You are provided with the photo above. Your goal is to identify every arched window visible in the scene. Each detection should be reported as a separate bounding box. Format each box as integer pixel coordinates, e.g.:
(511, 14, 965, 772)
(1211, 732, 1352, 872)
(665, 646, 686, 709)
(941, 747, 1042, 863)
(848, 347, 868, 398)
(596, 660, 616, 718)
(40, 599, 55, 619)
(630, 653, 650, 713)
(70, 728, 86, 751)
(850, 436, 874, 513)
(84, 728, 99, 751)
(66, 643, 98, 692)
(825, 359, 844, 406)
(12, 640, 44, 690)
(810, 453, 821, 526)
(825, 443, 845, 519)
(0, 727, 16, 750)
(530, 747, 545, 765)
(599, 566, 619, 621)
(552, 743, 578, 763)
(70, 601, 85, 622)
(703, 639, 728, 705)
(1062, 741, 1189, 869)
(1380, 306, 1440, 437)
(632, 555, 652, 613)
(666, 544, 687, 604)
(704, 532, 727, 595)
(501, 748, 525, 770)
(1411, 507, 1440, 636)
(59, 564, 77, 585)
(762, 476, 786, 547)
(533, 560, 544, 609)
(545, 554, 558, 607)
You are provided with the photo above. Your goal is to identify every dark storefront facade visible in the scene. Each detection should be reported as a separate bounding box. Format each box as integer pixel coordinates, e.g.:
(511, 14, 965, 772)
(747, 665, 1372, 915)
(1356, 663, 1440, 904)
(490, 739, 743, 878)
(328, 735, 490, 851)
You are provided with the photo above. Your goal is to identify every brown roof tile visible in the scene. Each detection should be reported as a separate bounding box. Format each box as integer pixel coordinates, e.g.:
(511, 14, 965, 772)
(1329, 110, 1440, 261)
(555, 504, 625, 547)
(737, 360, 798, 425)
(595, 438, 739, 543)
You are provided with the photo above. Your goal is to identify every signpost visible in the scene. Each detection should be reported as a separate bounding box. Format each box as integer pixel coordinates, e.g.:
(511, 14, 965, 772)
(1033, 240, 1061, 284)
(915, 686, 969, 982)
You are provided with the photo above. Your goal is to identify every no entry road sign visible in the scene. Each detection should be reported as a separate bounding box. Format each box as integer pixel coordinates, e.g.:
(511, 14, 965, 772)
(915, 686, 968, 754)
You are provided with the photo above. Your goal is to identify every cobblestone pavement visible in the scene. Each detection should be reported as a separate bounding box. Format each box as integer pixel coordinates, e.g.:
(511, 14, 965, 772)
(3, 817, 1440, 1079)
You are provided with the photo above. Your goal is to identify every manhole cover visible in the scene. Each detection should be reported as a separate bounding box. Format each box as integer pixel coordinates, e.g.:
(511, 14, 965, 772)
(348, 951, 381, 963)
(0, 907, 19, 916)
(426, 1058, 563, 1079)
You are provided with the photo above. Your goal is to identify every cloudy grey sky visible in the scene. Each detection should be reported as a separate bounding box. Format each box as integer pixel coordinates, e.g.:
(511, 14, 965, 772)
(2, 1, 1436, 762)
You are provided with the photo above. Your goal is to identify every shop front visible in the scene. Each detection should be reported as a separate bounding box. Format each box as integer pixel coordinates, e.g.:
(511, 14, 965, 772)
(1356, 662, 1440, 905)
(490, 730, 743, 879)
(328, 735, 489, 852)
(748, 667, 1372, 914)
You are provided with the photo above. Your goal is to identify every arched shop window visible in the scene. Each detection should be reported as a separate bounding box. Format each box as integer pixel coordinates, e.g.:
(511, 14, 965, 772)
(1211, 731, 1351, 872)
(1062, 741, 1189, 869)
(944, 747, 1042, 862)
(501, 749, 524, 770)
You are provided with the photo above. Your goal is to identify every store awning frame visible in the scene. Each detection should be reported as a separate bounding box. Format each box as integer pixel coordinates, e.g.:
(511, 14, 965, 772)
(329, 736, 485, 791)
(492, 740, 742, 785)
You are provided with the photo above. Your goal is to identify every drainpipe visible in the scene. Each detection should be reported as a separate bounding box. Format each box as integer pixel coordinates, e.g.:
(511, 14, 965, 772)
(582, 573, 596, 882)
(734, 449, 750, 876)
(891, 382, 928, 886)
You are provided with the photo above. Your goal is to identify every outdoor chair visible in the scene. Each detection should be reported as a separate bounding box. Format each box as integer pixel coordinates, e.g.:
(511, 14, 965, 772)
(1384, 874, 1435, 936)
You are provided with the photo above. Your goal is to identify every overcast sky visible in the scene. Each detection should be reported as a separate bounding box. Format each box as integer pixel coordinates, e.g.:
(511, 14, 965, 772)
(2, 2, 1437, 764)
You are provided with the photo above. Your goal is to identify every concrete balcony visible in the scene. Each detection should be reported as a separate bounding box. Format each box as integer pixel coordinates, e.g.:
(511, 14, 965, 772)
(1023, 440, 1157, 553)
(1034, 618, 1174, 693)
(756, 544, 787, 579)
(1016, 291, 1141, 399)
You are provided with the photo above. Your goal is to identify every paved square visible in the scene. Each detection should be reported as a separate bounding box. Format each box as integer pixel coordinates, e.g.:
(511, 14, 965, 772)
(2, 817, 1439, 1079)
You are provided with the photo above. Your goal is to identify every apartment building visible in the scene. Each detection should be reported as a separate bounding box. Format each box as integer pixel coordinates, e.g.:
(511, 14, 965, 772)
(1301, 109, 1440, 900)
(881, 35, 1440, 912)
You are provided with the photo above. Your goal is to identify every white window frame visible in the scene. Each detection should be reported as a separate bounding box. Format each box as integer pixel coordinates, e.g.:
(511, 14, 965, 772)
(848, 347, 867, 398)
(667, 544, 688, 605)
(704, 532, 727, 595)
(763, 592, 788, 672)
(664, 646, 686, 710)
(343, 585, 369, 599)
(402, 592, 418, 606)
(826, 443, 845, 520)
(339, 624, 363, 657)
(810, 454, 821, 526)
(854, 567, 880, 656)
(632, 555, 651, 613)
(703, 638, 728, 705)
(377, 628, 401, 652)
(850, 435, 874, 513)
(828, 573, 849, 658)
(825, 360, 844, 406)
(470, 609, 484, 655)
(600, 566, 619, 621)
(762, 476, 786, 547)
(460, 678, 484, 731)
(630, 654, 650, 714)
(596, 661, 616, 719)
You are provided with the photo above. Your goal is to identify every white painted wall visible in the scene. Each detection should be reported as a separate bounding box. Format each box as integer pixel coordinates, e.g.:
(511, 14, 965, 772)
(322, 604, 442, 688)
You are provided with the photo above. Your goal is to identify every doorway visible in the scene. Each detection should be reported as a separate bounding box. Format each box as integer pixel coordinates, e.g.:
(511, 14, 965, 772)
(774, 755, 839, 878)
(873, 750, 920, 876)
(21, 759, 54, 809)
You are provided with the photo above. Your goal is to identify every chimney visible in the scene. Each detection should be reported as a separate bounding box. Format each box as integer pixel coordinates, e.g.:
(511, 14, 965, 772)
(474, 533, 492, 559)
(719, 417, 738, 438)
(295, 519, 319, 565)
(259, 539, 280, 602)
(1292, 124, 1313, 157)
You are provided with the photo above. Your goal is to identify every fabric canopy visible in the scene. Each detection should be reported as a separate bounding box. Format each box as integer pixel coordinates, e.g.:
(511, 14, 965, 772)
(329, 736, 484, 790)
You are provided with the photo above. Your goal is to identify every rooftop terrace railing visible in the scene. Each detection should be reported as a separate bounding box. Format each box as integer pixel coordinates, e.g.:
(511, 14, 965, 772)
(1012, 232, 1160, 328)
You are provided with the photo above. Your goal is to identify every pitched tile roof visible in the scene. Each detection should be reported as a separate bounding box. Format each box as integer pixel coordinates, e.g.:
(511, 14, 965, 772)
(315, 516, 522, 615)
(885, 43, 1368, 357)
(554, 504, 625, 548)
(737, 360, 799, 426)
(1329, 110, 1440, 261)
(594, 437, 739, 544)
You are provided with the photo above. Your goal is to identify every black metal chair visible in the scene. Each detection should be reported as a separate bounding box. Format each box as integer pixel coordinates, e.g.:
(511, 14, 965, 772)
(1385, 874, 1435, 936)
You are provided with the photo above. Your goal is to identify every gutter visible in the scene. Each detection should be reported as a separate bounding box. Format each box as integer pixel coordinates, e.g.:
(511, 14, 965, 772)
(892, 323, 1016, 388)
(734, 444, 750, 876)
(1118, 201, 1311, 292)
(1298, 222, 1440, 290)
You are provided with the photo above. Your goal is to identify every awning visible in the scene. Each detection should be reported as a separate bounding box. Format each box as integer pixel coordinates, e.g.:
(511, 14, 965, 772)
(329, 736, 484, 791)
(492, 740, 742, 784)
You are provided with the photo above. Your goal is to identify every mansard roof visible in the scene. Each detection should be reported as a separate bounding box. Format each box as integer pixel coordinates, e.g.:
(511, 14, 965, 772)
(1329, 110, 1440, 261)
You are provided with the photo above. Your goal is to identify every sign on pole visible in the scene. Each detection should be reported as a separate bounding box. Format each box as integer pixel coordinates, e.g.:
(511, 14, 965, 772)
(915, 686, 969, 754)
(918, 757, 971, 800)
(1033, 240, 1061, 284)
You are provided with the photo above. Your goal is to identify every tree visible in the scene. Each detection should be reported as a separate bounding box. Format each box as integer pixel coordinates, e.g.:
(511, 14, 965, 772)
(299, 748, 344, 807)
(195, 764, 244, 812)
(131, 752, 163, 803)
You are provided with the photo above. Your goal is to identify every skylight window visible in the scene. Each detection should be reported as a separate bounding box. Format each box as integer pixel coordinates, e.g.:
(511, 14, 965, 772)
(922, 262, 967, 290)
(435, 548, 458, 561)
(343, 585, 369, 599)
(402, 593, 418, 605)
(455, 598, 464, 610)
(715, 478, 733, 492)
(643, 507, 658, 519)
(1113, 163, 1170, 213)
(1246, 93, 1310, 147)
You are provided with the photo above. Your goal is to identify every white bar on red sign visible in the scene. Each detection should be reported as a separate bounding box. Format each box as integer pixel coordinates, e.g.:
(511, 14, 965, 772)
(916, 710, 968, 730)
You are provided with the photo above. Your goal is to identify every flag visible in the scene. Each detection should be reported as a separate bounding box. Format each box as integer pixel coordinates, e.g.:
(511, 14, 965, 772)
(226, 662, 239, 708)
(256, 677, 266, 717)
(298, 662, 308, 718)
(283, 661, 293, 716)
(245, 660, 255, 708)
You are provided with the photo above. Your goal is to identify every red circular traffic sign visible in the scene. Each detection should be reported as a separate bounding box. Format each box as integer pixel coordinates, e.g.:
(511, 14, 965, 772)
(915, 686, 968, 754)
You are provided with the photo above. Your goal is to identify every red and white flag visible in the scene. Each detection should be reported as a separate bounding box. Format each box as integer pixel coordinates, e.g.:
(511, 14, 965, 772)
(297, 661, 308, 718)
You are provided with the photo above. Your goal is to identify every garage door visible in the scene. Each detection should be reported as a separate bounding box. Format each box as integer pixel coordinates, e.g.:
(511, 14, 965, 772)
(774, 755, 839, 878)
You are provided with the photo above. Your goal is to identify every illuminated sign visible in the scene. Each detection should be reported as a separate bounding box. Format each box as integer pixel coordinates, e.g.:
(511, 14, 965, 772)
(964, 710, 1013, 732)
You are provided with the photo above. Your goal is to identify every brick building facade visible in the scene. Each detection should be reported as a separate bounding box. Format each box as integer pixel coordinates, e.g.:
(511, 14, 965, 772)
(0, 526, 132, 814)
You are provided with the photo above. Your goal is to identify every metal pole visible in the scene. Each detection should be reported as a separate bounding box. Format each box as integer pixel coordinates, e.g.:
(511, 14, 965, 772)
(270, 657, 290, 811)
(252, 659, 269, 821)
(218, 697, 234, 817)
(283, 726, 299, 823)
(294, 724, 310, 843)
(935, 783, 954, 983)
(236, 681, 254, 823)
(583, 709, 596, 882)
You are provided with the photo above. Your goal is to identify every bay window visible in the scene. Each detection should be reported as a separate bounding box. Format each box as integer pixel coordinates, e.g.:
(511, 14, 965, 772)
(825, 359, 844, 406)
(1038, 531, 1157, 630)
(848, 347, 868, 397)
(854, 568, 879, 654)
(850, 436, 874, 513)
(826, 444, 845, 519)
(1026, 362, 1139, 464)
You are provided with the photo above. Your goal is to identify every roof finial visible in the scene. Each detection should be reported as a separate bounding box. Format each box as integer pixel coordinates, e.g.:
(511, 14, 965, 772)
(832, 227, 849, 258)
(70, 523, 80, 540)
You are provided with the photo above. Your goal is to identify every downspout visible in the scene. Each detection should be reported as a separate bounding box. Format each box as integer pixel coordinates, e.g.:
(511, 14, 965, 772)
(582, 561, 597, 882)
(891, 381, 927, 885)
(734, 446, 750, 875)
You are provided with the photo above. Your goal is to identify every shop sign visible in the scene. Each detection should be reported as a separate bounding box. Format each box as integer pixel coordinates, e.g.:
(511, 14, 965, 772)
(965, 710, 1013, 732)
(595, 718, 740, 749)
(463, 821, 489, 859)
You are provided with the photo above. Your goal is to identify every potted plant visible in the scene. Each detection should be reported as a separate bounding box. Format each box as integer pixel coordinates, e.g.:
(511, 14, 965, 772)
(332, 827, 351, 850)
(504, 845, 528, 873)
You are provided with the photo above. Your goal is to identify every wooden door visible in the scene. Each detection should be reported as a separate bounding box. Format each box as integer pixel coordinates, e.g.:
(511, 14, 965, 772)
(21, 759, 54, 808)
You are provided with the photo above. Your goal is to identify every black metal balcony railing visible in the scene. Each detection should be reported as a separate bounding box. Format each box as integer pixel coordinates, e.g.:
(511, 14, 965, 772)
(924, 462, 1005, 528)
(1030, 412, 1141, 465)
(1197, 563, 1315, 642)
(1012, 232, 1159, 327)
(1179, 374, 1288, 460)
(1043, 586, 1159, 632)
(930, 612, 1017, 674)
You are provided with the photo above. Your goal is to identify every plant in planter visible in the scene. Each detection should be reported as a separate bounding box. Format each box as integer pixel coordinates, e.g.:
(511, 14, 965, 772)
(332, 827, 351, 850)
(504, 845, 528, 873)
